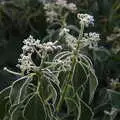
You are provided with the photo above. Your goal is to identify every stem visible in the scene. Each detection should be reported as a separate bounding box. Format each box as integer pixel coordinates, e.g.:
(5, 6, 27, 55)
(62, 12, 69, 27)
(36, 73, 45, 103)
(36, 75, 41, 94)
(56, 23, 85, 112)
(77, 23, 84, 50)
(56, 57, 76, 112)
(3, 67, 21, 76)
(39, 51, 47, 70)
(56, 56, 76, 112)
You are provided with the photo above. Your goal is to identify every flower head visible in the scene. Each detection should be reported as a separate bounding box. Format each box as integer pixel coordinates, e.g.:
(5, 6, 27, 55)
(17, 35, 62, 73)
(56, 0, 67, 6)
(67, 3, 77, 12)
(56, 0, 77, 12)
(77, 13, 94, 27)
(81, 32, 100, 48)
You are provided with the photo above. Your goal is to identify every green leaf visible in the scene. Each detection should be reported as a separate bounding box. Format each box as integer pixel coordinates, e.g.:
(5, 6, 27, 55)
(9, 93, 34, 115)
(79, 99, 93, 120)
(45, 103, 57, 120)
(81, 82, 90, 104)
(0, 87, 11, 119)
(78, 65, 98, 103)
(65, 97, 81, 120)
(49, 80, 61, 107)
(58, 71, 68, 88)
(24, 94, 47, 120)
(72, 62, 88, 92)
(89, 71, 98, 103)
(10, 106, 25, 120)
(108, 89, 120, 109)
(18, 77, 33, 103)
(9, 76, 28, 105)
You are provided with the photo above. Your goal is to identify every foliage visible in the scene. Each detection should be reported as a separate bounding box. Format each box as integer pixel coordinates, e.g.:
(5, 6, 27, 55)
(0, 0, 120, 120)
(0, 2, 100, 119)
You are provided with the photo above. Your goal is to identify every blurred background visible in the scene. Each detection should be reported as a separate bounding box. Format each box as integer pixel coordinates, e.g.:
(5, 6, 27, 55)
(0, 0, 120, 91)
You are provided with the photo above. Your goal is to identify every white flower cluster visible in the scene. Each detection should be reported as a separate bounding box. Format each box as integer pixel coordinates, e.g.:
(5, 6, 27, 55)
(65, 33, 77, 50)
(82, 32, 100, 48)
(44, 3, 58, 23)
(59, 28, 70, 36)
(44, 1, 77, 23)
(17, 53, 34, 72)
(59, 27, 100, 50)
(56, 0, 67, 5)
(17, 35, 62, 73)
(41, 41, 62, 53)
(56, 0, 77, 12)
(77, 13, 94, 27)
(22, 35, 39, 53)
(46, 10, 58, 22)
(67, 3, 77, 11)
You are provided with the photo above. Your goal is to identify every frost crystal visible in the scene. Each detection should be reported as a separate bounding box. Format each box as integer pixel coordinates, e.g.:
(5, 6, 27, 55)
(77, 13, 94, 27)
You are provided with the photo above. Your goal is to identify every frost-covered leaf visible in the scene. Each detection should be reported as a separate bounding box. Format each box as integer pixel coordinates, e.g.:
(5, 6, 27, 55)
(72, 62, 88, 92)
(79, 99, 93, 120)
(81, 71, 98, 104)
(18, 77, 33, 103)
(49, 80, 61, 107)
(24, 94, 47, 120)
(9, 76, 28, 105)
(65, 97, 81, 120)
(89, 71, 98, 103)
(10, 106, 25, 120)
(0, 87, 11, 119)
